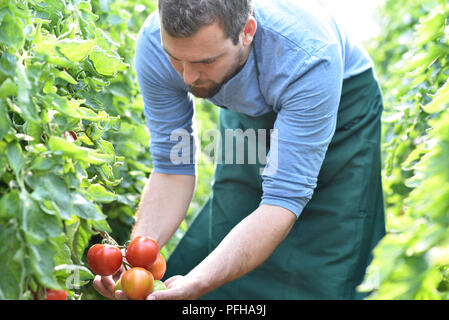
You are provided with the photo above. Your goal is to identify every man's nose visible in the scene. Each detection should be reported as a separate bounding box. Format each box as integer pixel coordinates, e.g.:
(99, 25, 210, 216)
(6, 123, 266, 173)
(182, 62, 200, 86)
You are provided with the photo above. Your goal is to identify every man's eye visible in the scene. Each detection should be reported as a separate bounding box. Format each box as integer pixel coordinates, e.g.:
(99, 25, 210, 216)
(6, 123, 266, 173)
(203, 60, 216, 65)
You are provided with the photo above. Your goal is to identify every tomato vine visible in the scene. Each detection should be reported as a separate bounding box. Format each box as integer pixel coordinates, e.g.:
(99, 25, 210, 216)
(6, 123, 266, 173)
(359, 0, 449, 299)
(0, 0, 156, 300)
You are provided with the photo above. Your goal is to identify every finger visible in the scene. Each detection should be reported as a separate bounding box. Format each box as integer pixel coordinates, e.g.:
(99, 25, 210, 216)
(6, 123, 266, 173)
(114, 290, 128, 300)
(93, 276, 115, 299)
(164, 275, 183, 287)
(146, 288, 182, 300)
(101, 275, 116, 293)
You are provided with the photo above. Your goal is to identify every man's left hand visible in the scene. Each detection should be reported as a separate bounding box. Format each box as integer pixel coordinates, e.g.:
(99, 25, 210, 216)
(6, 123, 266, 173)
(146, 275, 202, 300)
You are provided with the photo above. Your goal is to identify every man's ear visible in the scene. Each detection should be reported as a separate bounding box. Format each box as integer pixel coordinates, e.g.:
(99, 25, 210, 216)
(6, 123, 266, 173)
(242, 16, 257, 46)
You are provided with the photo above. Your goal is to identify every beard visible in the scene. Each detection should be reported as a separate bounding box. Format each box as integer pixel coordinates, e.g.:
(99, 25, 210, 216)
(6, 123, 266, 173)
(188, 46, 246, 99)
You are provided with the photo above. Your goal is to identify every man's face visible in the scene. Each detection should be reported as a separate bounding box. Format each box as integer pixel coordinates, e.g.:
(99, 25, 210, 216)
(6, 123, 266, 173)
(160, 21, 248, 98)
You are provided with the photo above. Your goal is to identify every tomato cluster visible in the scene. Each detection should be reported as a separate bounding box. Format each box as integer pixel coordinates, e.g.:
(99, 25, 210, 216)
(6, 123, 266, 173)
(87, 235, 167, 300)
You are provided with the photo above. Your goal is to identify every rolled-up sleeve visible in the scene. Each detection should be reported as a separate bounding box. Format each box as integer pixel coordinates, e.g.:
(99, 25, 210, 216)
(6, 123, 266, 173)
(260, 44, 343, 218)
(135, 29, 196, 176)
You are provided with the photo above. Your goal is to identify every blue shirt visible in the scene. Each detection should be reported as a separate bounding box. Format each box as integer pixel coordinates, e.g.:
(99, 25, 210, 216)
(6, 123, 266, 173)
(134, 0, 373, 218)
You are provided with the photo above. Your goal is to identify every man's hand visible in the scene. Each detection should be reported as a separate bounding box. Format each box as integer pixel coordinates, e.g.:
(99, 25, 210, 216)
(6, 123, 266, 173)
(94, 204, 294, 300)
(92, 265, 125, 300)
(166, 204, 296, 299)
(94, 272, 201, 300)
(92, 172, 195, 300)
(148, 205, 295, 300)
(145, 275, 203, 300)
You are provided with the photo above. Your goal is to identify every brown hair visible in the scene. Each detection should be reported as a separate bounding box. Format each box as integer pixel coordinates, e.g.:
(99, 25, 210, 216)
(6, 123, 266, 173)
(158, 0, 254, 45)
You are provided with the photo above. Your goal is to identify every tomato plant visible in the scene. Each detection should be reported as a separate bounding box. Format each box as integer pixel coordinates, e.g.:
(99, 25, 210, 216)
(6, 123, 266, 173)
(358, 0, 449, 299)
(87, 244, 123, 276)
(125, 236, 160, 269)
(146, 253, 166, 280)
(121, 267, 154, 300)
(0, 0, 159, 300)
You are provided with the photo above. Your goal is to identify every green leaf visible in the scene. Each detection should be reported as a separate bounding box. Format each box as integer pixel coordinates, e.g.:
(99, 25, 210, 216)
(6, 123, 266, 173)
(408, 224, 447, 255)
(28, 173, 73, 220)
(422, 78, 449, 114)
(0, 100, 11, 140)
(86, 183, 118, 203)
(52, 235, 73, 266)
(71, 219, 93, 264)
(29, 242, 61, 290)
(0, 189, 20, 220)
(0, 151, 6, 180)
(56, 39, 95, 62)
(0, 51, 17, 78)
(32, 0, 65, 21)
(24, 122, 43, 142)
(415, 268, 443, 300)
(94, 28, 120, 51)
(0, 77, 18, 98)
(72, 192, 106, 221)
(54, 264, 94, 287)
(89, 47, 128, 76)
(415, 9, 446, 46)
(102, 115, 121, 131)
(97, 139, 115, 154)
(65, 217, 82, 264)
(21, 196, 63, 243)
(0, 224, 24, 299)
(90, 218, 112, 233)
(29, 156, 55, 171)
(77, 105, 104, 121)
(402, 143, 426, 171)
(96, 163, 123, 187)
(33, 31, 76, 69)
(400, 44, 446, 76)
(51, 68, 77, 85)
(49, 136, 115, 165)
(43, 94, 106, 121)
(0, 12, 25, 49)
(16, 61, 41, 123)
(6, 142, 25, 176)
(42, 94, 80, 119)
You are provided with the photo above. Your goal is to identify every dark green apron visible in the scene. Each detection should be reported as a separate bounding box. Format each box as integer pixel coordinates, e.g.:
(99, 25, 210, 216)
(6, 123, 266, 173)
(165, 68, 386, 300)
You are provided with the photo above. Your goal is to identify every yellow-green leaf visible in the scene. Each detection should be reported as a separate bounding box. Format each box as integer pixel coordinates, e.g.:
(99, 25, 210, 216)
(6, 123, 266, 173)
(56, 39, 96, 62)
(422, 78, 449, 114)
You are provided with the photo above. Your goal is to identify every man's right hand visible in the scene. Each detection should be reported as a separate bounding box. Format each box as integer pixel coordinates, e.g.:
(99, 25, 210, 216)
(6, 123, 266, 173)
(92, 172, 195, 300)
(92, 265, 126, 300)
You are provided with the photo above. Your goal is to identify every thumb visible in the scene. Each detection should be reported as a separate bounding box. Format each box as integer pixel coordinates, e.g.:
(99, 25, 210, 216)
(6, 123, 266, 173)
(146, 287, 179, 300)
(164, 275, 183, 287)
(114, 290, 129, 300)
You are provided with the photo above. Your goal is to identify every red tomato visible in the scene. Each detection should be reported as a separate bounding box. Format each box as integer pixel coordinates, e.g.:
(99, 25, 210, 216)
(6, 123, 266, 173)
(125, 236, 160, 269)
(45, 289, 68, 300)
(146, 253, 166, 280)
(87, 244, 123, 276)
(121, 267, 154, 300)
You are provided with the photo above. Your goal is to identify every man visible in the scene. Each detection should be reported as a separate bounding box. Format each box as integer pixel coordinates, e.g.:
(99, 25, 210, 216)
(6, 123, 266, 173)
(94, 0, 385, 300)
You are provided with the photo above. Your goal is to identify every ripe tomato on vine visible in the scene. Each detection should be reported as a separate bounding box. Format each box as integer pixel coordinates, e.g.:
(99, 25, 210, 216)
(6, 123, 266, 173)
(125, 235, 160, 269)
(121, 267, 154, 300)
(146, 253, 166, 280)
(87, 244, 123, 276)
